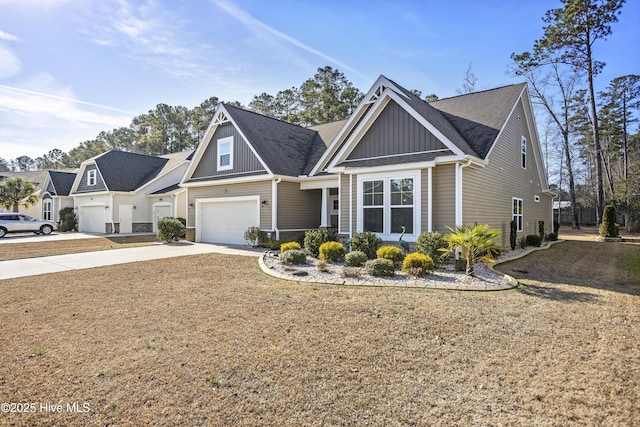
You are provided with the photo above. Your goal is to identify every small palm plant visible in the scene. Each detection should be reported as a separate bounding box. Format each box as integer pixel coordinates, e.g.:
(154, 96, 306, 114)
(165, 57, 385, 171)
(441, 224, 503, 276)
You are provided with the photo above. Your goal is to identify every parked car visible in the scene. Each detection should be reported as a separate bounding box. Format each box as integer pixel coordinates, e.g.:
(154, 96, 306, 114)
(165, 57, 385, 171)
(0, 213, 58, 238)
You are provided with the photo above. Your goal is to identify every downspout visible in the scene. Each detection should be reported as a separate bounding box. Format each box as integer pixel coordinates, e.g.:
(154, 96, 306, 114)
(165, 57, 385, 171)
(110, 192, 116, 234)
(272, 177, 281, 240)
(455, 159, 473, 226)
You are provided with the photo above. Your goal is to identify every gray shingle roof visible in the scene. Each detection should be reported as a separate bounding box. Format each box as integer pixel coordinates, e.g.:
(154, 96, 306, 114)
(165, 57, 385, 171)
(224, 104, 328, 176)
(94, 150, 168, 192)
(429, 83, 526, 159)
(48, 171, 76, 196)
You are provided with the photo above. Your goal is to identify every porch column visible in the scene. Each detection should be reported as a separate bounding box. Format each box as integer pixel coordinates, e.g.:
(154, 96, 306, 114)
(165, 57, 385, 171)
(320, 187, 330, 227)
(427, 167, 433, 232)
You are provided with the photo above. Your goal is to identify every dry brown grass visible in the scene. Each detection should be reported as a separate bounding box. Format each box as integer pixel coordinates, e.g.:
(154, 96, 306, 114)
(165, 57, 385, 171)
(0, 233, 639, 426)
(0, 234, 158, 261)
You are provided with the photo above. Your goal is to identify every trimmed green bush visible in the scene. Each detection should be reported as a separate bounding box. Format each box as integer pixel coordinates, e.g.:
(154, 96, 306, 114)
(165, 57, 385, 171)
(376, 245, 404, 265)
(157, 217, 186, 243)
(545, 233, 558, 241)
(509, 220, 517, 251)
(600, 205, 620, 238)
(525, 234, 542, 247)
(244, 226, 267, 247)
(401, 252, 434, 277)
(319, 241, 346, 262)
(345, 250, 368, 267)
(350, 231, 383, 259)
(538, 221, 545, 242)
(304, 229, 337, 258)
(58, 207, 77, 232)
(416, 231, 448, 266)
(280, 241, 301, 253)
(365, 258, 395, 277)
(280, 249, 307, 265)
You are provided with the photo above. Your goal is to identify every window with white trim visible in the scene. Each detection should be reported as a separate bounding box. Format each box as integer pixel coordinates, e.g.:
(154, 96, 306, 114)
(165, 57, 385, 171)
(512, 197, 523, 232)
(360, 175, 417, 236)
(43, 199, 52, 220)
(521, 136, 527, 169)
(87, 169, 97, 186)
(217, 136, 233, 171)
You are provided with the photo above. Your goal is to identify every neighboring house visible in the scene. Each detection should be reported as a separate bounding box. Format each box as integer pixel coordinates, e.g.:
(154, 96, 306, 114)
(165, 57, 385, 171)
(70, 150, 192, 234)
(0, 170, 76, 220)
(180, 104, 340, 244)
(182, 75, 553, 247)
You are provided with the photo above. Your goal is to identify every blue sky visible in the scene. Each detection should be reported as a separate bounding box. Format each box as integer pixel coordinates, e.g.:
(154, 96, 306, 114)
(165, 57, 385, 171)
(1, 0, 638, 162)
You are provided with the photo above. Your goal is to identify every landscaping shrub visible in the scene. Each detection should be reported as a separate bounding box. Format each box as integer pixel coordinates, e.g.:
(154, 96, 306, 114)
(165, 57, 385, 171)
(517, 237, 527, 249)
(280, 249, 307, 265)
(538, 221, 545, 242)
(157, 217, 185, 243)
(58, 207, 77, 232)
(442, 224, 502, 276)
(525, 234, 542, 247)
(345, 250, 368, 267)
(318, 241, 346, 262)
(269, 240, 282, 250)
(365, 258, 395, 277)
(509, 220, 517, 250)
(376, 245, 404, 265)
(600, 205, 620, 238)
(350, 231, 383, 259)
(401, 252, 434, 277)
(244, 226, 267, 247)
(630, 220, 640, 233)
(304, 229, 337, 258)
(545, 233, 558, 241)
(280, 241, 301, 253)
(416, 231, 448, 266)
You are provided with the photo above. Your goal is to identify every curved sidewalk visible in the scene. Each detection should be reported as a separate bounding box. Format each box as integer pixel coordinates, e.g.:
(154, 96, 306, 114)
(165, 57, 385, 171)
(0, 242, 260, 281)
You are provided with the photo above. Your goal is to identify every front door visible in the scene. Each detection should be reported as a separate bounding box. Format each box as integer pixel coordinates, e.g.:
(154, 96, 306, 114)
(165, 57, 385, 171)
(119, 205, 133, 234)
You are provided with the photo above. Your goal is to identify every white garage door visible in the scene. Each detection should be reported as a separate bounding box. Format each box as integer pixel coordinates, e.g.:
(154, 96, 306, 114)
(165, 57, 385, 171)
(79, 206, 105, 233)
(198, 198, 259, 245)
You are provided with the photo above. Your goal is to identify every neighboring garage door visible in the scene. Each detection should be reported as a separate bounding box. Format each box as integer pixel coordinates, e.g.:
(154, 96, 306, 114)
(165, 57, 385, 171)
(198, 197, 259, 245)
(79, 205, 105, 233)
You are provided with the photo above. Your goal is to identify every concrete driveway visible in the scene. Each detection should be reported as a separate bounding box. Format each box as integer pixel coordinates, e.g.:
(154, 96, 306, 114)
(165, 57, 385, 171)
(0, 234, 262, 280)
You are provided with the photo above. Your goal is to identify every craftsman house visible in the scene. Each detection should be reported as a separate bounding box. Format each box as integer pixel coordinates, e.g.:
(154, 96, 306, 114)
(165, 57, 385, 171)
(181, 75, 553, 247)
(70, 150, 192, 233)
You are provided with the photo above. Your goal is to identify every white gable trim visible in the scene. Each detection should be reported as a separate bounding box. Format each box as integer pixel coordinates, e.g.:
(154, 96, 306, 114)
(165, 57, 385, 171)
(180, 105, 273, 185)
(325, 88, 465, 172)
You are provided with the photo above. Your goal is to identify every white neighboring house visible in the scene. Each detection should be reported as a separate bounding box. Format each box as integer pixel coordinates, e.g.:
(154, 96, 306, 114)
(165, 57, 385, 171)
(70, 150, 192, 234)
(0, 170, 76, 221)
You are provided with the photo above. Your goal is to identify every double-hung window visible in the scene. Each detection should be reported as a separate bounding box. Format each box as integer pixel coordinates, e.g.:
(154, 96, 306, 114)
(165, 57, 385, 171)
(512, 197, 523, 232)
(87, 169, 97, 186)
(217, 136, 233, 171)
(359, 172, 419, 238)
(43, 199, 52, 220)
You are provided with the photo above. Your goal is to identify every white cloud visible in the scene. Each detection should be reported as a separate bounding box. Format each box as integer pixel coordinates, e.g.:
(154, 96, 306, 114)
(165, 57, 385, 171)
(0, 30, 19, 41)
(0, 46, 21, 78)
(81, 0, 212, 79)
(210, 0, 367, 80)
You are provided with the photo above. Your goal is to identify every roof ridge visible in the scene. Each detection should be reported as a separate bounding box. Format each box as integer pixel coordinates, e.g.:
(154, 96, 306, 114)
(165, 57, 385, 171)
(223, 103, 316, 134)
(431, 82, 526, 103)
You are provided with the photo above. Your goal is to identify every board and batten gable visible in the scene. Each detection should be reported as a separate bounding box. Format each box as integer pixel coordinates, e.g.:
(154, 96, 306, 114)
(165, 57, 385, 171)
(190, 122, 266, 180)
(186, 180, 272, 229)
(75, 165, 106, 193)
(462, 98, 552, 246)
(345, 100, 448, 162)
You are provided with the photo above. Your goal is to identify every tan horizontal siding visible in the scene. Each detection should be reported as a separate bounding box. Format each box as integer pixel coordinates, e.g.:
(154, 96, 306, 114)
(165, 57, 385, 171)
(277, 181, 321, 230)
(432, 164, 456, 234)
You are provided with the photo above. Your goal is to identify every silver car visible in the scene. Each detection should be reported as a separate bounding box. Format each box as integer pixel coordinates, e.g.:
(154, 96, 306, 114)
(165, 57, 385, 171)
(0, 213, 58, 238)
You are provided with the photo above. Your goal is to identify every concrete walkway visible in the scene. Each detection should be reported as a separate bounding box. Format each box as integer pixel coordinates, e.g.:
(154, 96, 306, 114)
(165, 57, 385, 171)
(0, 241, 261, 281)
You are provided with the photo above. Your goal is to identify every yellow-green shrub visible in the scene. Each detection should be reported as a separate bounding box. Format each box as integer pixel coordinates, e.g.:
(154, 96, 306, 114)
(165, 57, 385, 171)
(280, 241, 301, 253)
(318, 241, 346, 262)
(376, 245, 404, 264)
(401, 252, 434, 277)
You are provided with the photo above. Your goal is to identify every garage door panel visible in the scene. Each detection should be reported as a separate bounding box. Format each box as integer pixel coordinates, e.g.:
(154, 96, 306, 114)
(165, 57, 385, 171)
(198, 199, 258, 245)
(79, 206, 105, 233)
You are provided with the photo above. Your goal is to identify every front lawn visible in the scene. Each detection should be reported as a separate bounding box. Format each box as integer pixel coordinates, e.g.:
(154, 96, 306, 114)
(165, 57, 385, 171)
(0, 241, 638, 425)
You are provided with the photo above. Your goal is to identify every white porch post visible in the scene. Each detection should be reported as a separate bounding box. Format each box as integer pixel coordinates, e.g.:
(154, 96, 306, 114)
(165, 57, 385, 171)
(320, 187, 330, 227)
(427, 167, 433, 232)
